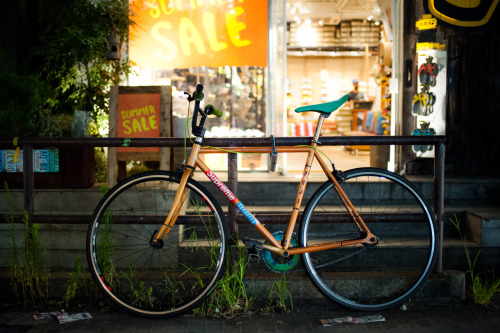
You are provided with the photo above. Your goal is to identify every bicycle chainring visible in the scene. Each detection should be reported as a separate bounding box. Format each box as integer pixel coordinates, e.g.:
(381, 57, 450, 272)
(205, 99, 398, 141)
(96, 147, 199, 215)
(262, 231, 301, 273)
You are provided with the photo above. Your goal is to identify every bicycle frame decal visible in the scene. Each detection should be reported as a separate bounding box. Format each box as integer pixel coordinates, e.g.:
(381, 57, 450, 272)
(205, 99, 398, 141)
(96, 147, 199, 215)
(237, 202, 258, 225)
(205, 169, 237, 203)
(204, 168, 259, 226)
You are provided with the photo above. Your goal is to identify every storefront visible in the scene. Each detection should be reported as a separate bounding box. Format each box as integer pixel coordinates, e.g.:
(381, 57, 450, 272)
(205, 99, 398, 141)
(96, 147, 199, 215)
(127, 0, 397, 172)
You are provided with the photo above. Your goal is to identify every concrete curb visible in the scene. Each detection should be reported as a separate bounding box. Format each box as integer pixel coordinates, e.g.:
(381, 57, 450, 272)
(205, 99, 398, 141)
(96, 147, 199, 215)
(0, 270, 465, 309)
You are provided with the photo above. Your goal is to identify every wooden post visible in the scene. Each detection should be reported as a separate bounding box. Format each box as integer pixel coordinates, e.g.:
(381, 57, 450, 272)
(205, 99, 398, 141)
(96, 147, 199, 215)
(107, 85, 119, 188)
(160, 85, 172, 171)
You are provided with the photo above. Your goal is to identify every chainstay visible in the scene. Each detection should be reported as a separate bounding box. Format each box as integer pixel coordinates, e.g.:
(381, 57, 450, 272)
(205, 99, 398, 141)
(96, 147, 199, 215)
(262, 240, 367, 273)
(258, 231, 368, 273)
(305, 231, 367, 270)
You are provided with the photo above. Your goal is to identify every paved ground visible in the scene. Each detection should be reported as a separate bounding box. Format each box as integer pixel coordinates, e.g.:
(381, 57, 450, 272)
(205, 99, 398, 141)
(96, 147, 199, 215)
(1, 302, 499, 333)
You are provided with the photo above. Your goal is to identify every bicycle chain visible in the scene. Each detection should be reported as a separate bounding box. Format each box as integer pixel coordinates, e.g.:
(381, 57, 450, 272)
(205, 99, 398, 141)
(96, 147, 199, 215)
(303, 231, 367, 271)
(307, 246, 367, 271)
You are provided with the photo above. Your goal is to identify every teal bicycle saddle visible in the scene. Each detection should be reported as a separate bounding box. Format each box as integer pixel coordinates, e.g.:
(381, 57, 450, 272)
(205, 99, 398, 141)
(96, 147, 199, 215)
(295, 94, 349, 117)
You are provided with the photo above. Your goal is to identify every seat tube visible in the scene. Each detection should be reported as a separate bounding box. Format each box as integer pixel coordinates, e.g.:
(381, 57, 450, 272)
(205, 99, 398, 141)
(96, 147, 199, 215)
(283, 115, 325, 249)
(313, 115, 325, 142)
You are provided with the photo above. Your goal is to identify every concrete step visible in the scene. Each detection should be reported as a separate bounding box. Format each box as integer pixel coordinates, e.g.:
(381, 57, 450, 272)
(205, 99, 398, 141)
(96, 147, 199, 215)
(0, 269, 465, 309)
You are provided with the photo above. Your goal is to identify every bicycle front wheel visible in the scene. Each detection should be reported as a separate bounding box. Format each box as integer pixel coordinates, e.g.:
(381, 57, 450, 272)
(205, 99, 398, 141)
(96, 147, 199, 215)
(300, 168, 437, 311)
(86, 171, 228, 318)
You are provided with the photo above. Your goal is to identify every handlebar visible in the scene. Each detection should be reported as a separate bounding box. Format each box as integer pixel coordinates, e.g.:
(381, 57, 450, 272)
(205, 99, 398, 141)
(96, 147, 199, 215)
(185, 84, 222, 138)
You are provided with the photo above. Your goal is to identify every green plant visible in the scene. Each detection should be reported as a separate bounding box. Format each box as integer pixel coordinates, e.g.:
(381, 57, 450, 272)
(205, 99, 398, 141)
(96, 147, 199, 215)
(266, 273, 293, 313)
(194, 245, 252, 318)
(63, 256, 88, 307)
(95, 147, 108, 183)
(122, 266, 157, 309)
(5, 182, 50, 306)
(162, 274, 185, 306)
(40, 0, 135, 135)
(451, 215, 500, 306)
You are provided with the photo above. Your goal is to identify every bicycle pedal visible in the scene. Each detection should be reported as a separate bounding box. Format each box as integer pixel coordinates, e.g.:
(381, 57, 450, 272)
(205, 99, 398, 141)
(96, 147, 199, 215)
(242, 237, 263, 251)
(247, 250, 261, 263)
(242, 237, 263, 263)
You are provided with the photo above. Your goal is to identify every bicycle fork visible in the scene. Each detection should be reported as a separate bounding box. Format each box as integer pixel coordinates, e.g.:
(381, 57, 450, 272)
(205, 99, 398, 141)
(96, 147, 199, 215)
(150, 142, 203, 247)
(149, 170, 190, 248)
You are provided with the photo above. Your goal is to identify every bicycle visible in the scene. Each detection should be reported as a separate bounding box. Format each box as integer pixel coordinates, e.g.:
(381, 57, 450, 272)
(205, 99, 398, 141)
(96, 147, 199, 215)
(86, 84, 437, 318)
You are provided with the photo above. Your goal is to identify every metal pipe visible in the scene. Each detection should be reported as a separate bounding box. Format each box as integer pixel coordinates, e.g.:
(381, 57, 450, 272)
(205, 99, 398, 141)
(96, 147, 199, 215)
(12, 212, 428, 225)
(0, 136, 446, 149)
(228, 153, 238, 235)
(23, 145, 34, 220)
(434, 142, 446, 273)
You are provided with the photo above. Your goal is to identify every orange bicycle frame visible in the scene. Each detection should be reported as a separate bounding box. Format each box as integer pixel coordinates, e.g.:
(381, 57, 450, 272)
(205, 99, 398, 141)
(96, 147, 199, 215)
(152, 116, 377, 257)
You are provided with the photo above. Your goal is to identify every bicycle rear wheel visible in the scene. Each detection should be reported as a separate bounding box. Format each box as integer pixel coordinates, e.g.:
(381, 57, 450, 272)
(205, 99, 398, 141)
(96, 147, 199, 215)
(86, 171, 228, 318)
(300, 168, 437, 311)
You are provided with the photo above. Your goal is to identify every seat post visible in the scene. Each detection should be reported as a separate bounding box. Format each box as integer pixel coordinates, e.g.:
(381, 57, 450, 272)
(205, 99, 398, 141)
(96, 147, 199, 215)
(313, 114, 325, 142)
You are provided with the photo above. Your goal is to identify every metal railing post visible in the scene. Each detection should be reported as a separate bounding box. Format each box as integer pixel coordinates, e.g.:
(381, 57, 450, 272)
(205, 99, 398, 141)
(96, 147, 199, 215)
(23, 145, 34, 221)
(434, 142, 445, 273)
(228, 153, 238, 236)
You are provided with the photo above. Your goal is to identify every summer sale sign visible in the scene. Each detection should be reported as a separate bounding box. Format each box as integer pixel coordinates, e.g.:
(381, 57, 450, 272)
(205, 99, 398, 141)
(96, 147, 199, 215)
(117, 93, 161, 152)
(130, 0, 268, 68)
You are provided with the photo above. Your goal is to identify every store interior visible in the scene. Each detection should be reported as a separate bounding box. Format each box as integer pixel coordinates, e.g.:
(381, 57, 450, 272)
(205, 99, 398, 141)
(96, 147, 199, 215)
(284, 0, 392, 173)
(129, 0, 393, 174)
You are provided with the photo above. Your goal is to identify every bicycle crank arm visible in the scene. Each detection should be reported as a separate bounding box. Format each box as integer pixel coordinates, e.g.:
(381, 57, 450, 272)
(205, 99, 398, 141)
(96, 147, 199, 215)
(243, 237, 288, 257)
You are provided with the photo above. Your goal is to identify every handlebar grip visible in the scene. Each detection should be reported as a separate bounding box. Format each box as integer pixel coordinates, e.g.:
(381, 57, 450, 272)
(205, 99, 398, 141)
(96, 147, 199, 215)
(192, 84, 204, 101)
(211, 108, 223, 117)
(205, 104, 223, 117)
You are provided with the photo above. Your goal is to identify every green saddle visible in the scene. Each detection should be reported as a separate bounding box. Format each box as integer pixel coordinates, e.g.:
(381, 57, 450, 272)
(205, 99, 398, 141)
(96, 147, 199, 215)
(295, 94, 349, 117)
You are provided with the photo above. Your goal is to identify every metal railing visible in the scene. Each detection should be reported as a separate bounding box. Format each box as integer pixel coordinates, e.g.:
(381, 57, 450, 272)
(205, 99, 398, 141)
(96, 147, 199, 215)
(0, 135, 446, 271)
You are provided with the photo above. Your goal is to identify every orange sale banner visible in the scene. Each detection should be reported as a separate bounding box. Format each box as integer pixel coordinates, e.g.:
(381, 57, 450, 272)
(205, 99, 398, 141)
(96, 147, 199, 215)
(130, 0, 268, 68)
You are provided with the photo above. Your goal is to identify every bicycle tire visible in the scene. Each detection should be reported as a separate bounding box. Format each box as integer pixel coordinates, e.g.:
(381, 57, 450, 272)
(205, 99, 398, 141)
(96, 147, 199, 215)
(86, 171, 228, 318)
(299, 167, 437, 311)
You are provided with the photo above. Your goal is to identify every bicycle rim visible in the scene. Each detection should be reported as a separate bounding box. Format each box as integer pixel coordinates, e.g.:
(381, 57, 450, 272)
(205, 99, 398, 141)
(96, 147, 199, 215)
(300, 168, 437, 311)
(86, 171, 228, 318)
